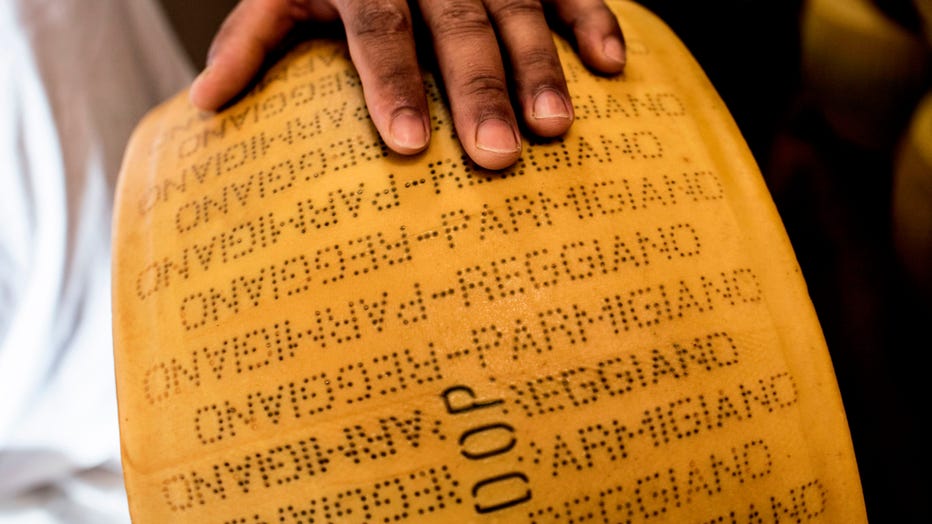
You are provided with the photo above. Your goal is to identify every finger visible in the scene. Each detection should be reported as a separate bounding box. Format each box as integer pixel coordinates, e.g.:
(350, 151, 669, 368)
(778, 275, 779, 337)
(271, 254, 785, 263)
(339, 0, 430, 154)
(189, 0, 328, 111)
(547, 0, 626, 73)
(419, 0, 522, 170)
(488, 0, 573, 137)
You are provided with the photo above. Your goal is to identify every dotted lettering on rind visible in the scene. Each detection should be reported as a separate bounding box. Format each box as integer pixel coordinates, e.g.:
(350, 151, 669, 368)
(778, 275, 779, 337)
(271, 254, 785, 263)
(506, 331, 740, 417)
(162, 409, 448, 511)
(526, 438, 782, 523)
(702, 479, 829, 524)
(522, 373, 794, 477)
(143, 265, 759, 406)
(135, 169, 723, 304)
(274, 465, 462, 523)
(190, 347, 444, 444)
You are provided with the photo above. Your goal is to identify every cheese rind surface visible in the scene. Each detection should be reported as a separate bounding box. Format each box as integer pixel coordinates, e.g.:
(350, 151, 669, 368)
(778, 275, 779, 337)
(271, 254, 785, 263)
(893, 92, 932, 296)
(112, 2, 867, 522)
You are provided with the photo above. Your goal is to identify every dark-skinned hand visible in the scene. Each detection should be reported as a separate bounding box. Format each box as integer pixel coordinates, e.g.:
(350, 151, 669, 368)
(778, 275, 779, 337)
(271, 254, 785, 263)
(189, 0, 626, 170)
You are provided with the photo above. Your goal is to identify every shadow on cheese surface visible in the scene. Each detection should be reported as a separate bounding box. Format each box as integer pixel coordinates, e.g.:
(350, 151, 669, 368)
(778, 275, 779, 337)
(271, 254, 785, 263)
(111, 1, 867, 522)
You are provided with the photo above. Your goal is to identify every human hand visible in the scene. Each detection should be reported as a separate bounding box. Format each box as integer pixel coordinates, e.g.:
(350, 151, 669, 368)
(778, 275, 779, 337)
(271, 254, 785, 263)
(188, 0, 626, 170)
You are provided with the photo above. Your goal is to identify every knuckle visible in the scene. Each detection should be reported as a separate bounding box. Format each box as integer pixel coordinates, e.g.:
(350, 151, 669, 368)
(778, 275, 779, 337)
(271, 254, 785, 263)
(571, 4, 613, 29)
(347, 0, 411, 38)
(376, 64, 421, 95)
(518, 48, 562, 72)
(286, 0, 314, 16)
(488, 0, 544, 21)
(430, 1, 493, 38)
(460, 73, 509, 100)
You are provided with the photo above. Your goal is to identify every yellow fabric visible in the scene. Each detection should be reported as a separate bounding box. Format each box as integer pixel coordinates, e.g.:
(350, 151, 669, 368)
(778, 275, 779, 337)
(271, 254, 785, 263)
(112, 1, 867, 522)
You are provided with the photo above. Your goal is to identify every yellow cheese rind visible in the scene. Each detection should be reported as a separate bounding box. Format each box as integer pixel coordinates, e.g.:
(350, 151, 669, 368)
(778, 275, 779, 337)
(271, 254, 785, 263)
(112, 1, 867, 522)
(801, 0, 929, 149)
(892, 91, 932, 296)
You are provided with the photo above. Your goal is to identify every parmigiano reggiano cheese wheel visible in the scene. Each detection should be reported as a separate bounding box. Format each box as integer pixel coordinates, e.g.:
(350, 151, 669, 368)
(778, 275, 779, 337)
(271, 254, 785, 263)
(112, 1, 868, 522)
(913, 0, 932, 48)
(801, 0, 928, 149)
(893, 91, 932, 297)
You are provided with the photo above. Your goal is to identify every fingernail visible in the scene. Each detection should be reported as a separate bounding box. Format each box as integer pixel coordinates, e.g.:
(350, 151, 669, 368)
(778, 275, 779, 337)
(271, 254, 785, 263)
(476, 118, 520, 154)
(603, 36, 626, 67)
(532, 89, 570, 120)
(390, 109, 428, 151)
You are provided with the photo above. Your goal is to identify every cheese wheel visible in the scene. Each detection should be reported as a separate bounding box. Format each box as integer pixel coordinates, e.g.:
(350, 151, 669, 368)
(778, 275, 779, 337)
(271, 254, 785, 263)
(800, 0, 929, 149)
(892, 91, 932, 296)
(112, 1, 867, 522)
(914, 0, 932, 48)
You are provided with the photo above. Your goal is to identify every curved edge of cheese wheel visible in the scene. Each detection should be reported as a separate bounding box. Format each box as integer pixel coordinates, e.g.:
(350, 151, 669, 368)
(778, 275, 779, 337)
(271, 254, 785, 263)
(645, 4, 867, 515)
(801, 0, 929, 149)
(111, 90, 194, 500)
(111, 0, 868, 521)
(892, 91, 932, 295)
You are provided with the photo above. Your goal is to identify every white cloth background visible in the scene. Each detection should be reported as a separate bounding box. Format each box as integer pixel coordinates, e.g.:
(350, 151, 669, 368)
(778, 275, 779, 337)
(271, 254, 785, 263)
(0, 0, 194, 521)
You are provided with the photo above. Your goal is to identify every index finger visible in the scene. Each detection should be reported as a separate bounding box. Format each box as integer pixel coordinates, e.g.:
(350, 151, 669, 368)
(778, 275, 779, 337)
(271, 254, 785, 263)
(189, 0, 330, 111)
(547, 0, 626, 73)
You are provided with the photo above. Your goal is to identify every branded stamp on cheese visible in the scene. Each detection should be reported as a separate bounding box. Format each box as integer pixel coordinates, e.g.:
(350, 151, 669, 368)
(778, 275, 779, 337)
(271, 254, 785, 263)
(111, 1, 868, 522)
